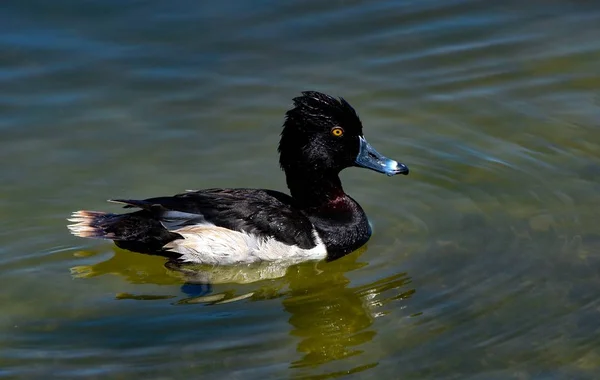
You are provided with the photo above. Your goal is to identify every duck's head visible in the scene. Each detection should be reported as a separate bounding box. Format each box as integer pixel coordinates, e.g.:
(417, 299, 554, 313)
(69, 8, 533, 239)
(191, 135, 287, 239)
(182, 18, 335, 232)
(279, 91, 409, 177)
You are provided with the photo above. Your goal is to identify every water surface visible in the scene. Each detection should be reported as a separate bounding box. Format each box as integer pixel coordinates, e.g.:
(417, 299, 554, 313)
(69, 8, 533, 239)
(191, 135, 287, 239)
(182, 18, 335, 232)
(2, 1, 600, 378)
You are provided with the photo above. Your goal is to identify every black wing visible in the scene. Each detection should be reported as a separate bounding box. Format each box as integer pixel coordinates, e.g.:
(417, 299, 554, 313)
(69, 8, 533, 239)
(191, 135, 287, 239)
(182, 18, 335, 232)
(111, 188, 317, 249)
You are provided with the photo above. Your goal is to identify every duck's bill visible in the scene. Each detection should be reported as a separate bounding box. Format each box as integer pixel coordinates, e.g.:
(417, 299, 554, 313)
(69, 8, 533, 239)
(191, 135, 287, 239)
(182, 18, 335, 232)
(355, 136, 409, 176)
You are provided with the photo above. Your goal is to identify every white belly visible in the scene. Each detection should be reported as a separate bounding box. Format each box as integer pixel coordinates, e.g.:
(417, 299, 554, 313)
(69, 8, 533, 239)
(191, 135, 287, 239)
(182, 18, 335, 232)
(163, 224, 327, 265)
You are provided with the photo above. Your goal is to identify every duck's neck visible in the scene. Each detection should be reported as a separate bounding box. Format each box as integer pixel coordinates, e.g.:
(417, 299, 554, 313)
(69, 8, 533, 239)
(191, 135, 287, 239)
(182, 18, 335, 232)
(285, 167, 371, 260)
(285, 168, 346, 209)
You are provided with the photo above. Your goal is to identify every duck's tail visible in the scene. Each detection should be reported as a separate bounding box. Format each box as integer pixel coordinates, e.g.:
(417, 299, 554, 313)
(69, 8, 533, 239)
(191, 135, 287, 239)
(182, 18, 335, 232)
(67, 210, 119, 239)
(67, 210, 182, 254)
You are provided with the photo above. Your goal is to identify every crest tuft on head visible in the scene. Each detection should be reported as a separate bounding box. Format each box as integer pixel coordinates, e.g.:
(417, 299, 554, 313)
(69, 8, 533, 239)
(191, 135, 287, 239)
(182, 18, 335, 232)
(283, 91, 362, 133)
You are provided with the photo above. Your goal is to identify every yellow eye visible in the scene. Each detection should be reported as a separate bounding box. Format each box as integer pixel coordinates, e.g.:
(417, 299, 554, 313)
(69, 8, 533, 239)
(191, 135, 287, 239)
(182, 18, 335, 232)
(331, 127, 344, 137)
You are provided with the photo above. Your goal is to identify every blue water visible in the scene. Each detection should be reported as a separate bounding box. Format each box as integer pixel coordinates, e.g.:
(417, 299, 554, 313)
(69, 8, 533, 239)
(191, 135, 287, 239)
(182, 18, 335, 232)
(2, 1, 600, 378)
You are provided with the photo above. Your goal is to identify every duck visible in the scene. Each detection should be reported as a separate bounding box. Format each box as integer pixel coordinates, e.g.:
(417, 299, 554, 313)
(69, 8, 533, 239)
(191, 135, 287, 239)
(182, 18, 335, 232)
(68, 91, 409, 265)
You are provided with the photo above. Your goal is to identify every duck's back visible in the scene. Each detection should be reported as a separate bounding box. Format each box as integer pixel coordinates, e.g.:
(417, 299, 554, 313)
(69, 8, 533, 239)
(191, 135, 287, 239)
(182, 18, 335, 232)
(68, 188, 327, 265)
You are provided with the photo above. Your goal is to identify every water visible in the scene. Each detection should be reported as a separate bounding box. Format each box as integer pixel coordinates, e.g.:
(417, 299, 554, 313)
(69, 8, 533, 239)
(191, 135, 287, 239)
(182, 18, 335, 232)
(2, 1, 600, 378)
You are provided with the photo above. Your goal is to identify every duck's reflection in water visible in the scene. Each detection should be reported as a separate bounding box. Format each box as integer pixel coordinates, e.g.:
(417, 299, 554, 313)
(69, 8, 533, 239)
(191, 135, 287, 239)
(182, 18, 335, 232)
(71, 246, 415, 374)
(283, 256, 414, 374)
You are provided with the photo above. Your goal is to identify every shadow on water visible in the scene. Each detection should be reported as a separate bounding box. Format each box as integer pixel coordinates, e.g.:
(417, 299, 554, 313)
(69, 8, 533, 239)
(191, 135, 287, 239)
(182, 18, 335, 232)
(70, 246, 416, 375)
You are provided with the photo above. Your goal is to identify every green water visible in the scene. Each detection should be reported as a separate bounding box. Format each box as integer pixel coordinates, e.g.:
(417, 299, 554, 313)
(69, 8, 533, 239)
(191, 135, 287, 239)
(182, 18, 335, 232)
(2, 1, 600, 378)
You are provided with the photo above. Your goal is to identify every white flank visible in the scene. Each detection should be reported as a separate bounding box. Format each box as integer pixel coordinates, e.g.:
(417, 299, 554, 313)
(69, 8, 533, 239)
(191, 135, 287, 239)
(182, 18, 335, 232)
(163, 224, 327, 265)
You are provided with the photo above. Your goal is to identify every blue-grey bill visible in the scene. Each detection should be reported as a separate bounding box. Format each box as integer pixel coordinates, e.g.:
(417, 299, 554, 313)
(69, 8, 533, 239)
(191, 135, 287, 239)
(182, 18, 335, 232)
(355, 136, 409, 176)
